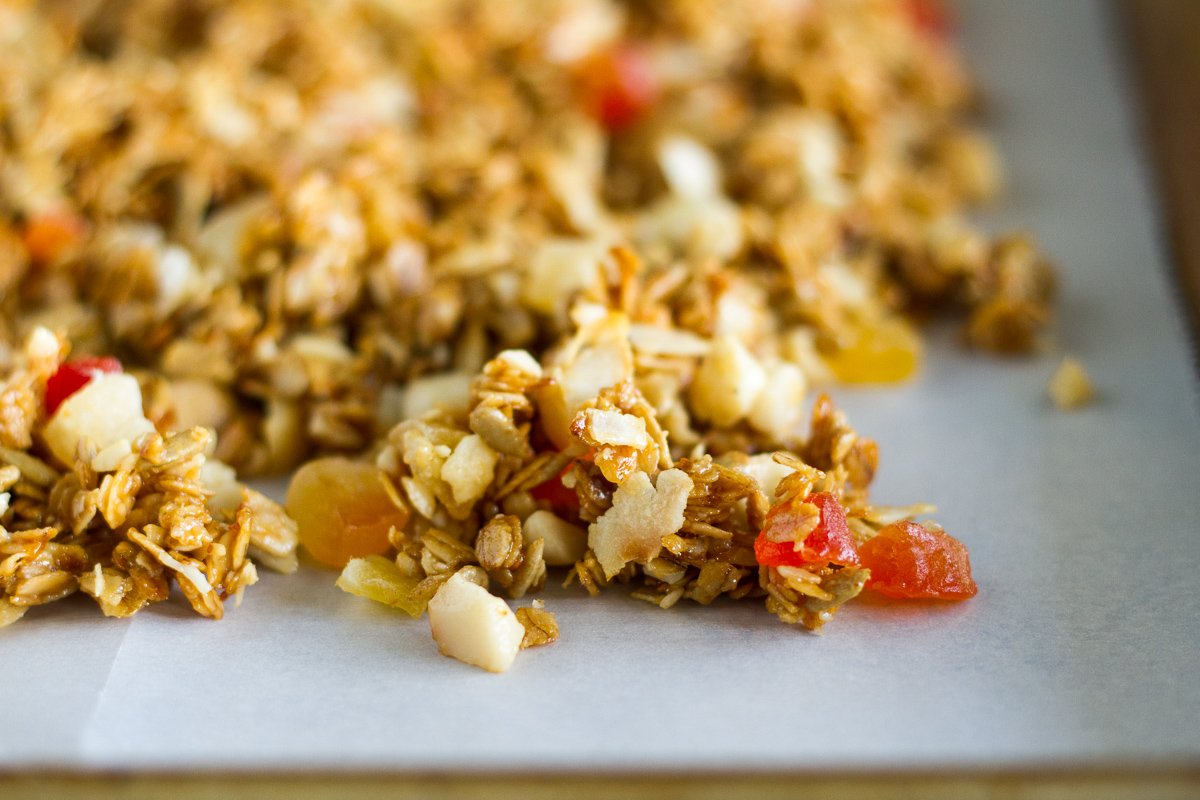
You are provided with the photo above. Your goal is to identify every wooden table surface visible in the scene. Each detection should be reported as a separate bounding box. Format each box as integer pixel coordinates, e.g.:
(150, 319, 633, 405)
(0, 770, 1198, 799)
(3, 2, 1198, 798)
(1122, 0, 1200, 351)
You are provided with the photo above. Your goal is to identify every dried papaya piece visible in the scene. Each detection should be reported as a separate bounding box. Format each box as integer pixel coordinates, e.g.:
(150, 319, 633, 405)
(754, 492, 859, 568)
(859, 521, 977, 599)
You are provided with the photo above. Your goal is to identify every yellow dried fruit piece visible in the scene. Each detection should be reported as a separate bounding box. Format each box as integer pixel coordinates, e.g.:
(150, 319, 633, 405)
(826, 318, 921, 384)
(336, 556, 423, 618)
(286, 457, 409, 568)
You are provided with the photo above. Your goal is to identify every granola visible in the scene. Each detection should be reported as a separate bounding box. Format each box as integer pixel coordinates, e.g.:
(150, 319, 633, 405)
(332, 314, 976, 671)
(0, 0, 1027, 665)
(0, 0, 1054, 479)
(0, 329, 297, 625)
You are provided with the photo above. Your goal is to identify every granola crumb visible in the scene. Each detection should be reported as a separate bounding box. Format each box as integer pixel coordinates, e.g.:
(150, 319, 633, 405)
(1049, 356, 1095, 410)
(516, 605, 560, 648)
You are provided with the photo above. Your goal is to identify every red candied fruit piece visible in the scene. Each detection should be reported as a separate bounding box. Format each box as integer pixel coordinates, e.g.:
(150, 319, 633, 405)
(576, 45, 660, 132)
(529, 452, 594, 515)
(903, 0, 953, 40)
(859, 520, 977, 600)
(45, 356, 123, 416)
(754, 492, 859, 568)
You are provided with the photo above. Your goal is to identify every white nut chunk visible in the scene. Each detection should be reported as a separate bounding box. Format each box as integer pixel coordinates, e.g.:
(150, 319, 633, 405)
(400, 372, 473, 421)
(521, 238, 605, 315)
(201, 459, 243, 519)
(588, 468, 693, 579)
(440, 434, 499, 505)
(43, 373, 156, 466)
(494, 349, 543, 378)
(427, 571, 526, 673)
(688, 334, 767, 428)
(718, 452, 793, 499)
(747, 361, 807, 438)
(536, 313, 634, 449)
(658, 135, 722, 202)
(523, 510, 587, 566)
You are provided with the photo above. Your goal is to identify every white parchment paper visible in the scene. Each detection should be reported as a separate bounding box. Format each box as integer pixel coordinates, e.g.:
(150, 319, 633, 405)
(3, 0, 1199, 773)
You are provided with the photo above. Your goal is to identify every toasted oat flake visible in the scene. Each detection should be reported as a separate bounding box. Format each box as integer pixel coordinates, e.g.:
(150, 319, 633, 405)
(0, 599, 27, 628)
(516, 605, 560, 648)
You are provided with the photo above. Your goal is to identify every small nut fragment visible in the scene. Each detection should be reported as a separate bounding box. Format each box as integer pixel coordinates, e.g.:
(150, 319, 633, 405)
(475, 514, 524, 571)
(516, 605, 559, 648)
(688, 334, 766, 428)
(1048, 356, 1094, 410)
(522, 510, 587, 566)
(427, 571, 525, 673)
(440, 434, 499, 505)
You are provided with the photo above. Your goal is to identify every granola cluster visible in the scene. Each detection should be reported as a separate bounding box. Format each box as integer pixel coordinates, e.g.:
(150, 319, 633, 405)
(0, 0, 1055, 482)
(0, 328, 298, 626)
(331, 312, 969, 670)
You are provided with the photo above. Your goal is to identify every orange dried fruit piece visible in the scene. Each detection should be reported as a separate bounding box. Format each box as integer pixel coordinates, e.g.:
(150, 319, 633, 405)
(336, 555, 423, 618)
(826, 318, 921, 384)
(23, 210, 88, 264)
(575, 44, 660, 133)
(285, 457, 409, 568)
(858, 520, 977, 600)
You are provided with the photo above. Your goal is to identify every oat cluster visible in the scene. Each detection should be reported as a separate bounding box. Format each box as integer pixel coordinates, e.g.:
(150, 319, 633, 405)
(0, 328, 298, 626)
(341, 312, 945, 656)
(1, 0, 1055, 485)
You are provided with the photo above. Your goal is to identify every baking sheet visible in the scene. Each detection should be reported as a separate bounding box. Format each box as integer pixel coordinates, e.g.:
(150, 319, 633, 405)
(3, 0, 1199, 773)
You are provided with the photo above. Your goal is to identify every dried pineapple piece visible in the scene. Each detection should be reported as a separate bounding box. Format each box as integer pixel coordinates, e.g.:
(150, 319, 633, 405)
(826, 318, 921, 384)
(336, 556, 424, 618)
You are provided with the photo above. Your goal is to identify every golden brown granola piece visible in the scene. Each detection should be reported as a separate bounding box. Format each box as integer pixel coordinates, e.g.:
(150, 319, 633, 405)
(516, 604, 559, 648)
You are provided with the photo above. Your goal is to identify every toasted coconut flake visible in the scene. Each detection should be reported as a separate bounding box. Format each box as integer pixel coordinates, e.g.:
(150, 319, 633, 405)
(589, 469, 693, 579)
